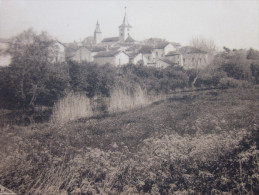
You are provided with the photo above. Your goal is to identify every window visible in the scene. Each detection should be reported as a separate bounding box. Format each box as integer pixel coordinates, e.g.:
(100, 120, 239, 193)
(183, 58, 185, 63)
(156, 52, 158, 56)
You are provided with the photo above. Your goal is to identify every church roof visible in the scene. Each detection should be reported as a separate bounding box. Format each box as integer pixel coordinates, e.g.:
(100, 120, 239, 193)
(125, 35, 135, 43)
(94, 21, 101, 33)
(119, 10, 132, 28)
(102, 37, 120, 43)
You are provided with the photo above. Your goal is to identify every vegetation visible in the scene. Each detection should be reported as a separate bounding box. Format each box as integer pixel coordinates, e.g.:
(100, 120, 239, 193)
(0, 30, 258, 112)
(0, 88, 258, 194)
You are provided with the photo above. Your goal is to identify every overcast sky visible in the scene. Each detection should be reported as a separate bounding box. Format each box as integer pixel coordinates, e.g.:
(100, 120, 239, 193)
(0, 0, 259, 50)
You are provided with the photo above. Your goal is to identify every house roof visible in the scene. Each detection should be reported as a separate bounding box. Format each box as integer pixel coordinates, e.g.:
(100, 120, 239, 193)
(153, 42, 170, 49)
(158, 59, 177, 65)
(89, 46, 106, 52)
(125, 44, 142, 52)
(127, 52, 140, 58)
(94, 50, 127, 58)
(179, 46, 207, 54)
(139, 45, 153, 54)
(165, 51, 181, 56)
(102, 37, 120, 43)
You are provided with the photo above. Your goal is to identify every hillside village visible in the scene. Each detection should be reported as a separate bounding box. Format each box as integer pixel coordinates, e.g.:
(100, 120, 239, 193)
(0, 9, 211, 69)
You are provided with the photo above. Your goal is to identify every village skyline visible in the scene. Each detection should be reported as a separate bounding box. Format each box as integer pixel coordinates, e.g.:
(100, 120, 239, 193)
(0, 0, 259, 50)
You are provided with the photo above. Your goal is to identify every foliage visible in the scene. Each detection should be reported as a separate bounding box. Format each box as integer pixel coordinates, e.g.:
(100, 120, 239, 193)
(190, 35, 217, 53)
(218, 77, 252, 89)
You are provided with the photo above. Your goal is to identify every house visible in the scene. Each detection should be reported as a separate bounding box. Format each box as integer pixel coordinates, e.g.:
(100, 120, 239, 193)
(65, 46, 92, 62)
(94, 50, 129, 66)
(154, 59, 171, 68)
(178, 46, 208, 69)
(139, 45, 155, 63)
(152, 42, 177, 57)
(130, 53, 148, 65)
(53, 41, 66, 63)
(71, 47, 92, 62)
(164, 51, 182, 66)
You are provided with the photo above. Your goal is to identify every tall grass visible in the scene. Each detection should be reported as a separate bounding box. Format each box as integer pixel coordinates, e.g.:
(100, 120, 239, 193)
(51, 86, 163, 124)
(51, 92, 93, 124)
(108, 86, 151, 113)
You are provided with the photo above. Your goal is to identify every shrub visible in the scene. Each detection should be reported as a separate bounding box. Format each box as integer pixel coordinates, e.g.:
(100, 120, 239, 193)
(51, 92, 93, 124)
(218, 77, 252, 89)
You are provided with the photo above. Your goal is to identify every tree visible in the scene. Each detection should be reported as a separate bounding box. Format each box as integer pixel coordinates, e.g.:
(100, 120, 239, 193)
(7, 29, 60, 108)
(190, 36, 217, 53)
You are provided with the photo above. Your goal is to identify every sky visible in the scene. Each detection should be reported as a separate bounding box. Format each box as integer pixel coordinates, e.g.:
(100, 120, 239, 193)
(0, 0, 259, 50)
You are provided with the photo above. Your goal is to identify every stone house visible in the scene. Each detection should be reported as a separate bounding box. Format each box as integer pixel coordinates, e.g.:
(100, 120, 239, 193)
(164, 46, 209, 69)
(179, 46, 208, 69)
(94, 50, 129, 66)
(164, 51, 182, 65)
(66, 46, 92, 62)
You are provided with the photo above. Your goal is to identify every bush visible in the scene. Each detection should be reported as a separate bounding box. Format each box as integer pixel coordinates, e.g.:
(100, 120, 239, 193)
(218, 77, 252, 89)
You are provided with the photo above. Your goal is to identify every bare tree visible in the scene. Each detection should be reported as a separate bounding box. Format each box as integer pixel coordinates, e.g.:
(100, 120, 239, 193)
(190, 36, 217, 53)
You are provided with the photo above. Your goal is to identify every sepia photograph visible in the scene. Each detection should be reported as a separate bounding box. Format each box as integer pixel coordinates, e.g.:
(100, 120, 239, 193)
(0, 0, 258, 194)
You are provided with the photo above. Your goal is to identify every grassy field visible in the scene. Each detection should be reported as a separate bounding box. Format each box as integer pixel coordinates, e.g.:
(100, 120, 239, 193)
(0, 87, 258, 194)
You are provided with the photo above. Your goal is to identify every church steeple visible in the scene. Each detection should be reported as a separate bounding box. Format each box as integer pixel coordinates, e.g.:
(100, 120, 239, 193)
(119, 7, 132, 42)
(94, 20, 102, 44)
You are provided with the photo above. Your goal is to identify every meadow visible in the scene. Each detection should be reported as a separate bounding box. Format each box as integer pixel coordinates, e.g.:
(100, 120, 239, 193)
(0, 86, 258, 194)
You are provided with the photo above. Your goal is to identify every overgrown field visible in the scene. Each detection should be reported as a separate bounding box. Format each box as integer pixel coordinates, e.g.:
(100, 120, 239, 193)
(0, 87, 258, 194)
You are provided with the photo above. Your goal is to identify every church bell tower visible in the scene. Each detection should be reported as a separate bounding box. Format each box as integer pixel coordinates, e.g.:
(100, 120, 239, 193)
(119, 7, 132, 42)
(94, 21, 102, 44)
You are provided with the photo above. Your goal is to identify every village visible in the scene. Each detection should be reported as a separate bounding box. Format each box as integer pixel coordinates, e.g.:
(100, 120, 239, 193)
(0, 9, 211, 69)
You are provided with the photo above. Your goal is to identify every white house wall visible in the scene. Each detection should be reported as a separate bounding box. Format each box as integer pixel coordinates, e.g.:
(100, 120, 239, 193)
(164, 44, 176, 55)
(133, 53, 148, 65)
(114, 52, 129, 66)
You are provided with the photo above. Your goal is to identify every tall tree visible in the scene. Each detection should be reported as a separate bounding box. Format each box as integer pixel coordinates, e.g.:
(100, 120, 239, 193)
(7, 29, 59, 108)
